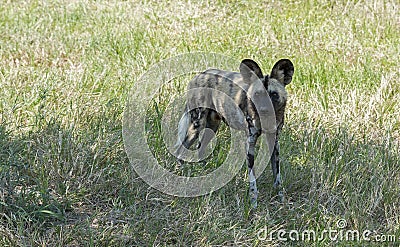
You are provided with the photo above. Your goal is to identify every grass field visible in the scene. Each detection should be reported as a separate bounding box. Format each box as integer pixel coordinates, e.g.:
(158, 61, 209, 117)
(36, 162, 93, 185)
(1, 0, 399, 246)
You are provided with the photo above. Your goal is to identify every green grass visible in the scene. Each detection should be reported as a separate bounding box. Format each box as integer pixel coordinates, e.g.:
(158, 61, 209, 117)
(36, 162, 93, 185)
(1, 0, 399, 246)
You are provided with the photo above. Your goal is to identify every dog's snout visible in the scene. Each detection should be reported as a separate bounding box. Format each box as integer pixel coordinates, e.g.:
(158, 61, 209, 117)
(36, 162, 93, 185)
(258, 106, 273, 115)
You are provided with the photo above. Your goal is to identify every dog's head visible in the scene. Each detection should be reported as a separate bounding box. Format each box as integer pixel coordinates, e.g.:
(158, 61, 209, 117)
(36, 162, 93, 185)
(239, 58, 294, 126)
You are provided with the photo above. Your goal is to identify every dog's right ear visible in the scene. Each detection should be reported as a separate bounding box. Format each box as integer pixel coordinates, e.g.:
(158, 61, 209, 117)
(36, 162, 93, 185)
(240, 59, 263, 83)
(270, 59, 294, 86)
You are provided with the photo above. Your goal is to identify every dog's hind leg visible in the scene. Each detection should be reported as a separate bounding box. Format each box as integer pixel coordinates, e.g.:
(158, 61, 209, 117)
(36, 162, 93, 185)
(246, 120, 261, 208)
(175, 107, 207, 162)
(198, 110, 221, 161)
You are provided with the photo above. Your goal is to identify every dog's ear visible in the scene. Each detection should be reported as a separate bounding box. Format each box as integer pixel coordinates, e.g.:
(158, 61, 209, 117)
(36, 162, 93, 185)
(240, 59, 263, 83)
(270, 59, 294, 86)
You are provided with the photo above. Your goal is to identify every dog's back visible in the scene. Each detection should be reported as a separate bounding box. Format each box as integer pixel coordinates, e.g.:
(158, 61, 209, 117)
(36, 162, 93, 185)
(188, 69, 249, 107)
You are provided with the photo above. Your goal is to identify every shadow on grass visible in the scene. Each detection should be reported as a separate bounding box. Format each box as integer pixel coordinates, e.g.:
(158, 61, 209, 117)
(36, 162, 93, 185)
(0, 116, 129, 245)
(1, 116, 399, 246)
(1, 123, 68, 223)
(256, 121, 400, 245)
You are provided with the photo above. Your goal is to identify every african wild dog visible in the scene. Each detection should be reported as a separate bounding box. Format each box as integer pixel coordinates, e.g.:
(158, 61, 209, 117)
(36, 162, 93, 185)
(174, 59, 294, 207)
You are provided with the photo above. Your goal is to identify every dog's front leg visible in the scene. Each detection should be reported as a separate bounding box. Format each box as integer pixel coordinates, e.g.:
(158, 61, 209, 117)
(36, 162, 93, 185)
(247, 123, 260, 208)
(271, 138, 281, 187)
(271, 138, 284, 201)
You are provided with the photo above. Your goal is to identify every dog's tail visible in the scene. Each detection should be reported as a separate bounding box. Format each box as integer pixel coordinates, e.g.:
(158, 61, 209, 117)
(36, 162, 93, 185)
(175, 108, 190, 150)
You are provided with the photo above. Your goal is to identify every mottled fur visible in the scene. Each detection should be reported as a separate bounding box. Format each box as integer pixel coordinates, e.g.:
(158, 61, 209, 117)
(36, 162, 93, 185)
(175, 59, 294, 207)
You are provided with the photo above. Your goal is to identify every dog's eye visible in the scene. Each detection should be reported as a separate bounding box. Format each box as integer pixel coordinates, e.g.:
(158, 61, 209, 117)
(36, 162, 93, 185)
(269, 92, 279, 101)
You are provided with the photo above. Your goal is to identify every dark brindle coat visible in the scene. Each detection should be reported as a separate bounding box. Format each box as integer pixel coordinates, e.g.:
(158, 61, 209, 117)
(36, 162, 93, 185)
(175, 59, 294, 207)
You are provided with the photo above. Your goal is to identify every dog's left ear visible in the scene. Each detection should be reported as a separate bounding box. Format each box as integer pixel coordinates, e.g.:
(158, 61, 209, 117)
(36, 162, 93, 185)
(240, 59, 263, 83)
(270, 59, 294, 86)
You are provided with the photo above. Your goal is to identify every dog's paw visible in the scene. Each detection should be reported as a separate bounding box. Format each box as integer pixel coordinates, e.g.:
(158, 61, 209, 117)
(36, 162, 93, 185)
(177, 159, 184, 166)
(277, 189, 284, 203)
(273, 173, 282, 188)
